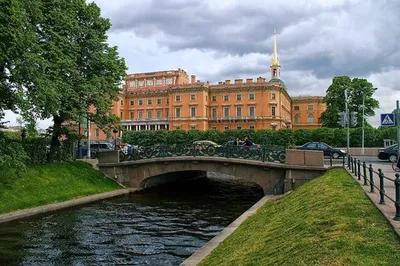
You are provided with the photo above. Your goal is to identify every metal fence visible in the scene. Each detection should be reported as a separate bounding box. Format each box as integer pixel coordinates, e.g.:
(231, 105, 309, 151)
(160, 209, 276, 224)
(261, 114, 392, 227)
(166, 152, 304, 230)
(119, 144, 287, 164)
(347, 156, 400, 221)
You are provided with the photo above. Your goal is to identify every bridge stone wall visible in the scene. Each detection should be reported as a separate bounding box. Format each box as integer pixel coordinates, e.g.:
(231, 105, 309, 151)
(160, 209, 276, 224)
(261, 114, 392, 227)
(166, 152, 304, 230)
(98, 155, 326, 195)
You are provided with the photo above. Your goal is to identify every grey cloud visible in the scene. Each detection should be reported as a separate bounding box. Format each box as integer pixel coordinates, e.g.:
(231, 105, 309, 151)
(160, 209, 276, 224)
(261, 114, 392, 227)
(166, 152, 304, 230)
(95, 0, 400, 91)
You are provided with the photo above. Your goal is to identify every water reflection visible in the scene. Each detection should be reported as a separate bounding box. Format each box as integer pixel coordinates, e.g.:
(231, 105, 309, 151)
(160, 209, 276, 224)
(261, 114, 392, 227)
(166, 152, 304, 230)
(0, 177, 263, 265)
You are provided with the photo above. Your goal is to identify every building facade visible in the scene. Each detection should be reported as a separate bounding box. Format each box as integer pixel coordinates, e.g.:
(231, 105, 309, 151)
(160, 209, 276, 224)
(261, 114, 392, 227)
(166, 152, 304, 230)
(87, 31, 326, 140)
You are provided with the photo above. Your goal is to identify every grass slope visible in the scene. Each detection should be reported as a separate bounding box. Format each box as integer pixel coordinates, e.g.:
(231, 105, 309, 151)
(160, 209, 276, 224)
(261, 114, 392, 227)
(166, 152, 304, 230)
(200, 168, 400, 266)
(0, 161, 121, 214)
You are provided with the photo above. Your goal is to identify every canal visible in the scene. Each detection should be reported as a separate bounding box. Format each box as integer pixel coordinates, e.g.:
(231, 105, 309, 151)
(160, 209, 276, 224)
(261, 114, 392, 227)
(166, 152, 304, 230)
(0, 176, 264, 265)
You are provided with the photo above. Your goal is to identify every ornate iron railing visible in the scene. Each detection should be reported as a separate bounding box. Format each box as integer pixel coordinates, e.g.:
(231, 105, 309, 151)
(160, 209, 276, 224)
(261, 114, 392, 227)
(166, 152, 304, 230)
(119, 144, 287, 164)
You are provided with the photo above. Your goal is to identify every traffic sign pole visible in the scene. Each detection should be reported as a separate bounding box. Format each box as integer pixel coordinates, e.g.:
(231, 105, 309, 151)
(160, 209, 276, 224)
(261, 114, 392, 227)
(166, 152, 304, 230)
(397, 100, 400, 158)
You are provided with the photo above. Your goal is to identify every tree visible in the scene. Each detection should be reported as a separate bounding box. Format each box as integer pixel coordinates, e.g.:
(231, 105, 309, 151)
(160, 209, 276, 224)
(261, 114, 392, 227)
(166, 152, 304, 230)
(15, 0, 126, 161)
(320, 76, 379, 128)
(0, 0, 40, 127)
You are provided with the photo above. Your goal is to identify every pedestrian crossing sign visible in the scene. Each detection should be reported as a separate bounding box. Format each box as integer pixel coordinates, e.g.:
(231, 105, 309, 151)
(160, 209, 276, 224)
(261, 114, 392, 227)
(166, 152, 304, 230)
(380, 113, 395, 126)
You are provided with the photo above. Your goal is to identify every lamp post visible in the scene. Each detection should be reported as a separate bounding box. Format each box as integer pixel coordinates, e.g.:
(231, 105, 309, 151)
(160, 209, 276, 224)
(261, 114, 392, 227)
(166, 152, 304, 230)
(344, 89, 350, 155)
(361, 87, 377, 156)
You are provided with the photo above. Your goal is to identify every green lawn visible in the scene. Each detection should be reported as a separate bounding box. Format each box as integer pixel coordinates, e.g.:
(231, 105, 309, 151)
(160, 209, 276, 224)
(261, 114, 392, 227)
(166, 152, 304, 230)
(0, 161, 121, 214)
(200, 168, 400, 266)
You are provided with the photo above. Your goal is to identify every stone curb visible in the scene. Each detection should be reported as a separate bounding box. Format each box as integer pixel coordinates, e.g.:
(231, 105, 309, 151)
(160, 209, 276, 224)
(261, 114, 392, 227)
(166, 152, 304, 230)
(0, 188, 136, 224)
(180, 194, 280, 266)
(343, 167, 400, 237)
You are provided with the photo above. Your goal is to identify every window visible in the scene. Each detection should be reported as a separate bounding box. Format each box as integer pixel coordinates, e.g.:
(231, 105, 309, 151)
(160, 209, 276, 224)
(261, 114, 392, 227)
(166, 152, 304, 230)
(249, 93, 255, 100)
(271, 93, 276, 100)
(249, 125, 255, 130)
(271, 106, 276, 117)
(318, 143, 329, 150)
(120, 112, 123, 118)
(237, 126, 242, 130)
(157, 98, 162, 105)
(166, 109, 169, 118)
(147, 111, 152, 119)
(130, 112, 134, 120)
(139, 99, 143, 105)
(236, 94, 242, 101)
(190, 94, 196, 101)
(224, 95, 229, 101)
(175, 95, 181, 102)
(130, 100, 134, 106)
(212, 126, 217, 130)
(190, 126, 196, 130)
(191, 107, 196, 117)
(308, 114, 314, 123)
(249, 106, 255, 117)
(175, 126, 181, 130)
(236, 107, 242, 117)
(120, 100, 124, 106)
(212, 96, 217, 102)
(305, 142, 317, 149)
(294, 105, 299, 111)
(95, 128, 99, 137)
(176, 107, 181, 118)
(157, 110, 162, 119)
(166, 98, 169, 104)
(224, 107, 230, 118)
(308, 104, 314, 110)
(212, 108, 217, 118)
(224, 126, 229, 130)
(294, 114, 300, 124)
(138, 111, 143, 119)
(147, 99, 152, 105)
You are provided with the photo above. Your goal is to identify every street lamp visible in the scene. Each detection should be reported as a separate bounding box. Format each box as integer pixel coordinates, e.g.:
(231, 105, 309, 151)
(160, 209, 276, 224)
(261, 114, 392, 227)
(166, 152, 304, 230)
(361, 87, 377, 155)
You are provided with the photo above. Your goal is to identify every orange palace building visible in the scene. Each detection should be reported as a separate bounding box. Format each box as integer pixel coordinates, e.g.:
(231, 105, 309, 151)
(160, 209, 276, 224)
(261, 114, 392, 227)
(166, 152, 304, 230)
(89, 32, 326, 140)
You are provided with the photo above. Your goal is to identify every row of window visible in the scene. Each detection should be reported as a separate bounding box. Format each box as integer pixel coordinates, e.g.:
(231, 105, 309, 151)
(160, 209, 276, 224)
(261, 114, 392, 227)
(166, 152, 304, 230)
(293, 114, 315, 123)
(122, 108, 315, 124)
(120, 92, 278, 106)
(293, 105, 314, 111)
(122, 106, 276, 120)
(178, 125, 257, 130)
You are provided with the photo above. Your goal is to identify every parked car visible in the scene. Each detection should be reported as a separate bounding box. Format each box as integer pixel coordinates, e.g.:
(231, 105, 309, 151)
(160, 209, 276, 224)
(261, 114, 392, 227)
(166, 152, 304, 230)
(378, 144, 398, 162)
(81, 142, 114, 158)
(223, 140, 261, 150)
(297, 142, 346, 159)
(193, 140, 221, 149)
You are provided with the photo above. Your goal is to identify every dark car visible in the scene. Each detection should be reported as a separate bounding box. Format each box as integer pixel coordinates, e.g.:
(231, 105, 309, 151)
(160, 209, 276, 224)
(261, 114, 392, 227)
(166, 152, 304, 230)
(378, 144, 398, 162)
(297, 142, 346, 159)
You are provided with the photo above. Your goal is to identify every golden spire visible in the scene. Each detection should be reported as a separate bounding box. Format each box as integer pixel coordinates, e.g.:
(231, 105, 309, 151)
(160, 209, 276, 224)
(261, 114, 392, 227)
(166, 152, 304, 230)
(271, 29, 280, 67)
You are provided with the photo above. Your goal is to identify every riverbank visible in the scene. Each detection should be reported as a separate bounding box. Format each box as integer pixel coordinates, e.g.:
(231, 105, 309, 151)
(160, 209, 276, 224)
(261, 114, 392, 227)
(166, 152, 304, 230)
(198, 168, 400, 265)
(0, 161, 122, 214)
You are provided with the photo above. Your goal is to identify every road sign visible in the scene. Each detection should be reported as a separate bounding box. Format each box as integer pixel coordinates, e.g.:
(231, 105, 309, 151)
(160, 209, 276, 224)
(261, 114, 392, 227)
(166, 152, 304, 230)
(381, 113, 395, 126)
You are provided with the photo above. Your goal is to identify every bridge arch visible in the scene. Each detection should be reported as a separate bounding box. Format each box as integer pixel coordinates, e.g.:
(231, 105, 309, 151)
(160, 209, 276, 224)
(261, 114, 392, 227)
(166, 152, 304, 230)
(98, 156, 326, 195)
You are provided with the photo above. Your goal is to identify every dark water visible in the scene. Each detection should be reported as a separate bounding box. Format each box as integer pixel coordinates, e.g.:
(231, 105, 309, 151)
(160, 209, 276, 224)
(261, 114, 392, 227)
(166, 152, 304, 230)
(0, 177, 264, 266)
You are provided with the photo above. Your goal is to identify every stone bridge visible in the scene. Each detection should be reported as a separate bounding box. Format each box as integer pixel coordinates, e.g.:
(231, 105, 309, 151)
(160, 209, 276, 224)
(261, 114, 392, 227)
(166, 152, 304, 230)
(97, 151, 326, 195)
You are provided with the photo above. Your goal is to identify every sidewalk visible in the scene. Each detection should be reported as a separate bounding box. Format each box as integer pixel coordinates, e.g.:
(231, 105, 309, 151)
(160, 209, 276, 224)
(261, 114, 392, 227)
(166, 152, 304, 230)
(326, 159, 400, 236)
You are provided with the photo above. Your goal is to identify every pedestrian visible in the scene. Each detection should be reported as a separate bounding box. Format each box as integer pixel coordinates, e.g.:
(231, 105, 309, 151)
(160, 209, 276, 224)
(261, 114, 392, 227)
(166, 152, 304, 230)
(244, 136, 253, 146)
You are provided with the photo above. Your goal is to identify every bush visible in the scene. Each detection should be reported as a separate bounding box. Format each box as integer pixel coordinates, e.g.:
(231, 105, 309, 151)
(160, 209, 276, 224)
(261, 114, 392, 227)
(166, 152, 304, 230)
(121, 127, 396, 148)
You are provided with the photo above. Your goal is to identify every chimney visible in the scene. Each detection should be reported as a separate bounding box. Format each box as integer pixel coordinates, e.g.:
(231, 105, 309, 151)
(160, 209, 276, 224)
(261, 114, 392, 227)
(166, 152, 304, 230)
(257, 77, 263, 83)
(218, 81, 223, 85)
(191, 75, 196, 83)
(246, 78, 253, 84)
(235, 79, 243, 84)
(225, 79, 231, 85)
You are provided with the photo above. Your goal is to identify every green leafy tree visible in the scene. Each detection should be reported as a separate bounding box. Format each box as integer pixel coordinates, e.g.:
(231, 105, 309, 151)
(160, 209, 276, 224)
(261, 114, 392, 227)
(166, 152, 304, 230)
(0, 0, 41, 127)
(15, 0, 126, 161)
(320, 76, 379, 128)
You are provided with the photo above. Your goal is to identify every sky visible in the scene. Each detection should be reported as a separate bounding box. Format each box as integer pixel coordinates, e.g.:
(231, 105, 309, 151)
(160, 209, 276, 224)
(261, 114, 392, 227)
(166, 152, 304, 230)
(4, 0, 400, 128)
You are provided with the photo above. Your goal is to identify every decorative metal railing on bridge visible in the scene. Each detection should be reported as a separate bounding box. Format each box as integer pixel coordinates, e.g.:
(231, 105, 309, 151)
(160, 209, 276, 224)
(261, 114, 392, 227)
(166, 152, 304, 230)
(119, 144, 287, 164)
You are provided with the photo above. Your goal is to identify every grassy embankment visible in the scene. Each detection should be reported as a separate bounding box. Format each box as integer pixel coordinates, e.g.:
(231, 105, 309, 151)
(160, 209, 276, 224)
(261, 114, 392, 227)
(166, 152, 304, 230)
(200, 168, 400, 266)
(0, 161, 121, 214)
